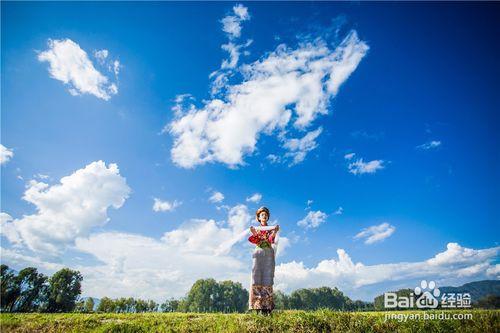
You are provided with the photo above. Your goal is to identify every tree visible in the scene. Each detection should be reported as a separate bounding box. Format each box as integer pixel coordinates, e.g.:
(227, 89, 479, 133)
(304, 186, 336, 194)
(126, 297, 136, 312)
(274, 290, 289, 310)
(476, 295, 500, 309)
(313, 286, 348, 310)
(84, 298, 95, 312)
(374, 288, 414, 310)
(115, 297, 128, 313)
(218, 280, 248, 312)
(352, 299, 373, 311)
(287, 286, 353, 310)
(147, 299, 158, 312)
(177, 298, 188, 312)
(135, 299, 148, 312)
(47, 268, 83, 312)
(185, 278, 220, 312)
(13, 267, 49, 312)
(161, 298, 181, 312)
(183, 279, 248, 312)
(74, 299, 85, 313)
(219, 280, 248, 312)
(96, 297, 115, 312)
(1, 265, 20, 312)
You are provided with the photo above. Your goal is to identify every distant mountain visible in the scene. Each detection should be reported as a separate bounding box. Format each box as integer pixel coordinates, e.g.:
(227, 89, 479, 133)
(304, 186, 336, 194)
(439, 280, 500, 302)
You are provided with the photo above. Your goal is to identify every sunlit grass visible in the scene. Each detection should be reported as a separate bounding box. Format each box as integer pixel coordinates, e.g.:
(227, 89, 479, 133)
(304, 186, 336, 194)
(1, 309, 498, 332)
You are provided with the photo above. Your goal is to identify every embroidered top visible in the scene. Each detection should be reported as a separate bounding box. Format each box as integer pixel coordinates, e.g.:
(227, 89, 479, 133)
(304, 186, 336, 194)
(248, 229, 276, 247)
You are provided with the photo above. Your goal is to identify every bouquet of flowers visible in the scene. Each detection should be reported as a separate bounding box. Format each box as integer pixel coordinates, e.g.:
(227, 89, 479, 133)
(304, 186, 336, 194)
(249, 225, 280, 253)
(258, 239, 271, 249)
(256, 231, 272, 248)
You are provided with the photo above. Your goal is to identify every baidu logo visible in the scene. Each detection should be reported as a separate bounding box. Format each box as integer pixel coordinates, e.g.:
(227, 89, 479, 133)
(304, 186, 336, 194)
(384, 279, 441, 309)
(414, 280, 440, 309)
(384, 279, 472, 309)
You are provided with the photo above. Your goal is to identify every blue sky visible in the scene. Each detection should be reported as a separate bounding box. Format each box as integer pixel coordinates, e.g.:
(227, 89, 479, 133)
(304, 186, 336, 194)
(1, 2, 499, 302)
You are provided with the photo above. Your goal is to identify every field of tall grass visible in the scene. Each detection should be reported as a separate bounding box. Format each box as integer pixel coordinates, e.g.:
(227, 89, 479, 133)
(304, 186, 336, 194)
(1, 309, 499, 332)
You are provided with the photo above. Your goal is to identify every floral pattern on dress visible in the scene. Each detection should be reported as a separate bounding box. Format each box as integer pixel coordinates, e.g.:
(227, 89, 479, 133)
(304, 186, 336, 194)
(249, 284, 274, 310)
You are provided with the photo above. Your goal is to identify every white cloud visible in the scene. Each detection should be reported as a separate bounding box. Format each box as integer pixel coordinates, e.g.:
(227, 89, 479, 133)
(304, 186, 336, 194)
(72, 204, 254, 300)
(297, 210, 327, 229)
(0, 212, 13, 224)
(209, 72, 230, 96)
(348, 158, 384, 175)
(221, 43, 240, 69)
(246, 193, 262, 203)
(0, 246, 65, 271)
(212, 5, 252, 97)
(112, 60, 121, 76)
(161, 204, 250, 256)
(0, 161, 131, 255)
(0, 213, 21, 244)
(1, 203, 255, 301)
(221, 40, 252, 70)
(354, 222, 395, 244)
(153, 198, 182, 212)
(72, 204, 289, 301)
(486, 264, 500, 277)
(275, 243, 499, 299)
(0, 144, 14, 165)
(344, 152, 355, 160)
(427, 242, 496, 267)
(276, 236, 291, 258)
(73, 230, 248, 301)
(334, 206, 343, 215)
(165, 94, 194, 120)
(38, 39, 119, 100)
(221, 4, 250, 39)
(283, 127, 323, 165)
(3, 202, 497, 302)
(233, 4, 249, 21)
(209, 191, 225, 203)
(168, 30, 368, 168)
(4, 239, 497, 302)
(221, 15, 243, 38)
(416, 140, 442, 150)
(266, 154, 281, 164)
(93, 49, 109, 63)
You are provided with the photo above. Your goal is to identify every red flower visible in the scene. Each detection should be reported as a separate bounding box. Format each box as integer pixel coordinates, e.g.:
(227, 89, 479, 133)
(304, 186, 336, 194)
(248, 230, 275, 245)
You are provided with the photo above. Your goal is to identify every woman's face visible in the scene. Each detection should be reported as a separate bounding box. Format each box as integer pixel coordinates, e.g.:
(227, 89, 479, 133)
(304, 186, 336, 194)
(258, 211, 269, 225)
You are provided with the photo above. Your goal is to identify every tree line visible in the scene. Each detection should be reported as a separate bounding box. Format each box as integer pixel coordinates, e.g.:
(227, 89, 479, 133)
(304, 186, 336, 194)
(1, 264, 82, 312)
(273, 287, 372, 311)
(160, 278, 249, 313)
(0, 265, 251, 313)
(90, 297, 159, 313)
(1, 265, 371, 313)
(86, 280, 372, 313)
(3, 264, 496, 313)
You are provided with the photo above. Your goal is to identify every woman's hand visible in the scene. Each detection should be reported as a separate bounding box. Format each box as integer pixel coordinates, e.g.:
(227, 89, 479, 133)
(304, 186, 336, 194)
(250, 226, 257, 236)
(274, 225, 280, 232)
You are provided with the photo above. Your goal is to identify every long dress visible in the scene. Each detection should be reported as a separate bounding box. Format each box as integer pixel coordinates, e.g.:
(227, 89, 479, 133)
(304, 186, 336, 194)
(248, 229, 276, 310)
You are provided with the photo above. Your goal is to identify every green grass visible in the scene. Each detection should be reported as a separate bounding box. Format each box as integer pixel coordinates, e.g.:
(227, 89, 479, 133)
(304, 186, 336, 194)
(1, 310, 499, 333)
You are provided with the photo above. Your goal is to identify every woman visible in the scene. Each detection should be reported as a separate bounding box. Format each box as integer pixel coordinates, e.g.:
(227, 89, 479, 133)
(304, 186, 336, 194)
(248, 206, 279, 315)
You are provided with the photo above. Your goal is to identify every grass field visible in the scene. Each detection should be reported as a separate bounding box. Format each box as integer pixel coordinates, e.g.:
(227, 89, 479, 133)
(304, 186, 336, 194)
(1, 309, 499, 332)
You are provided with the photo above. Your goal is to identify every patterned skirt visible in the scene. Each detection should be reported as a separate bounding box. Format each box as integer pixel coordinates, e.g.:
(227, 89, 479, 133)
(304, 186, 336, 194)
(249, 246, 275, 310)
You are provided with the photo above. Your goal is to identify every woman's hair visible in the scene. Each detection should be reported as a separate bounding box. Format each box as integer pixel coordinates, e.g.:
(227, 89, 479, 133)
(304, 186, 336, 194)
(255, 206, 270, 221)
